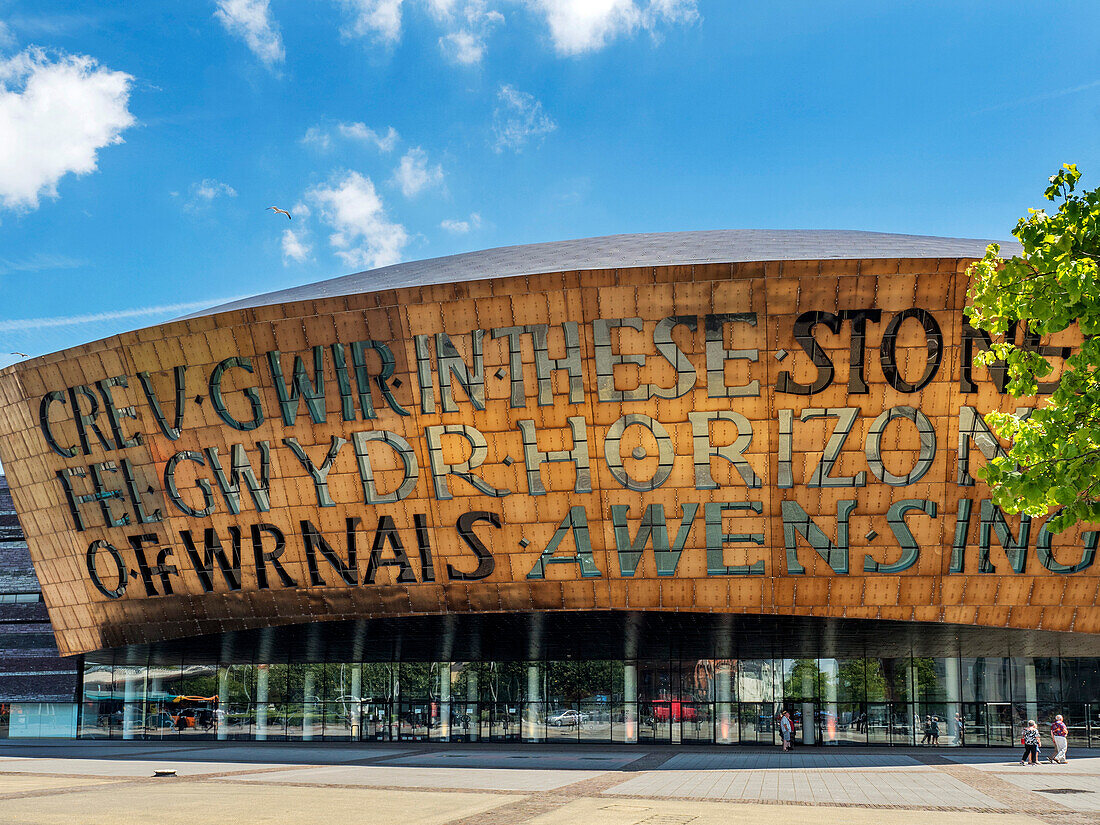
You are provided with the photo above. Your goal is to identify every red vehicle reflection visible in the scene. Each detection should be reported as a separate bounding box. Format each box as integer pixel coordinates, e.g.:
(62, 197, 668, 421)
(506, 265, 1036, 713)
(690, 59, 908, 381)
(651, 699, 697, 722)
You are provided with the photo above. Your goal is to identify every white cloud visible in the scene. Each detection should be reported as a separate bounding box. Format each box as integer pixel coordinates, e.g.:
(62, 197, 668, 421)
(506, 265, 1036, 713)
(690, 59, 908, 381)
(425, 0, 458, 19)
(338, 122, 399, 151)
(491, 83, 555, 152)
(436, 1, 504, 65)
(440, 30, 484, 64)
(337, 0, 404, 44)
(0, 297, 247, 332)
(214, 0, 285, 67)
(306, 170, 408, 269)
(525, 0, 697, 55)
(193, 178, 237, 200)
(301, 125, 331, 150)
(392, 147, 443, 197)
(303, 122, 399, 152)
(184, 178, 237, 212)
(0, 48, 134, 211)
(281, 227, 311, 263)
(441, 212, 481, 233)
(0, 21, 14, 50)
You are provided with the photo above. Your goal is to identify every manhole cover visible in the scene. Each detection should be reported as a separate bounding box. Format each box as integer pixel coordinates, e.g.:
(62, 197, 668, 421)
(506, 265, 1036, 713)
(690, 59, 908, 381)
(1037, 788, 1094, 795)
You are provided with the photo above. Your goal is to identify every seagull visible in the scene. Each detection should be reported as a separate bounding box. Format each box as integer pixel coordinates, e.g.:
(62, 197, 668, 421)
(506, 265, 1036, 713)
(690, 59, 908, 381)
(10, 352, 27, 358)
(268, 207, 292, 220)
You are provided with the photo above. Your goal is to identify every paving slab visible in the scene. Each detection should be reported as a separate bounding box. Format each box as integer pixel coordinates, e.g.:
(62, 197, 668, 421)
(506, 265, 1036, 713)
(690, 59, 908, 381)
(0, 781, 516, 825)
(221, 763, 609, 791)
(529, 797, 1043, 825)
(603, 768, 1009, 809)
(656, 752, 926, 771)
(164, 745, 411, 764)
(944, 752, 1100, 772)
(991, 769, 1100, 811)
(0, 758, 297, 777)
(0, 775, 122, 795)
(381, 749, 646, 771)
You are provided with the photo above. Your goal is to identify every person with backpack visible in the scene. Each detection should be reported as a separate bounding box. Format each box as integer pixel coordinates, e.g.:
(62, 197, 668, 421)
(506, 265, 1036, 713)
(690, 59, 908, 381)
(1049, 715, 1069, 764)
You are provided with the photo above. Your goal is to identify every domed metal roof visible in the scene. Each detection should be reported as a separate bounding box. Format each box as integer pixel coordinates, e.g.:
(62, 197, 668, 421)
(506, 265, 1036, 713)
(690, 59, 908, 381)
(188, 229, 1013, 318)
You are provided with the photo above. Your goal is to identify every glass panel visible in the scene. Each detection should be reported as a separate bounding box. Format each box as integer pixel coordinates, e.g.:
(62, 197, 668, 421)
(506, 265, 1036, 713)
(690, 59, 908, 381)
(962, 658, 1012, 703)
(827, 702, 866, 745)
(358, 701, 391, 741)
(228, 703, 255, 740)
(79, 700, 119, 738)
(915, 703, 952, 746)
(866, 703, 889, 745)
(481, 702, 516, 740)
(611, 702, 631, 743)
(738, 702, 775, 744)
(737, 660, 775, 703)
(546, 702, 580, 742)
(398, 701, 431, 741)
(1062, 704, 1089, 750)
(961, 703, 984, 747)
(579, 701, 612, 743)
(1061, 659, 1100, 704)
(985, 702, 1015, 746)
(429, 700, 449, 742)
(679, 702, 713, 744)
(639, 701, 670, 743)
(782, 659, 820, 701)
(398, 663, 433, 700)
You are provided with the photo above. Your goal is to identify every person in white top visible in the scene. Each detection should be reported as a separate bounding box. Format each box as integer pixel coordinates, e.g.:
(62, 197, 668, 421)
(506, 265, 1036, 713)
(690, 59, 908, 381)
(1050, 715, 1069, 764)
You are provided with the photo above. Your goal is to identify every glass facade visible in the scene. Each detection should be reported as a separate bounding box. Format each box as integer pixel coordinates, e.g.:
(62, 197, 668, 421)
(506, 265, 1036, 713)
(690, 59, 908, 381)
(77, 654, 1100, 747)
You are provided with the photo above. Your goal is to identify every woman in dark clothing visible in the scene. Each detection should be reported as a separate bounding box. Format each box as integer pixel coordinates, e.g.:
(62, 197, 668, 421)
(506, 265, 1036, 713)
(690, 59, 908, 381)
(1021, 720, 1041, 765)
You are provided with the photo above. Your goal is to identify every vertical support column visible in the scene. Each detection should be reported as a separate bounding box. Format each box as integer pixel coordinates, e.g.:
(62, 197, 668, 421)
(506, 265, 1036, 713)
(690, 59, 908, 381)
(944, 656, 961, 745)
(217, 667, 229, 741)
(350, 666, 362, 741)
(122, 670, 138, 741)
(256, 665, 269, 740)
(147, 672, 162, 738)
(715, 662, 733, 745)
(624, 662, 638, 744)
(303, 670, 316, 741)
(467, 668, 478, 742)
(821, 659, 838, 744)
(907, 659, 919, 745)
(1025, 660, 1038, 724)
(440, 663, 452, 743)
(800, 664, 816, 745)
(525, 664, 542, 743)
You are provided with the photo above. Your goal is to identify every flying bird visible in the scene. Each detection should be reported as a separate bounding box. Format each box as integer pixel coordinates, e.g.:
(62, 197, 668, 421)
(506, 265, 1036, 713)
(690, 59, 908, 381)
(10, 352, 27, 358)
(268, 207, 292, 220)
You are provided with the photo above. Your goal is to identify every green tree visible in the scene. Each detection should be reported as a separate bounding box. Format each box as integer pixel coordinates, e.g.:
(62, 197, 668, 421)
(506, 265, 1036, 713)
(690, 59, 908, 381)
(966, 164, 1100, 531)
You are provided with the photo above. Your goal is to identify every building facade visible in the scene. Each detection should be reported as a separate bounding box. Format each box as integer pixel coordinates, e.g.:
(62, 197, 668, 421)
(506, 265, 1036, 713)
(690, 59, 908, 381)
(1, 230, 1099, 745)
(0, 476, 81, 737)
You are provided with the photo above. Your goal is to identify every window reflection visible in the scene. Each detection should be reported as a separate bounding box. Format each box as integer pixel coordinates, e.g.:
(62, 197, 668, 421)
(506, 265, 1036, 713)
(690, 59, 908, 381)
(69, 654, 1100, 747)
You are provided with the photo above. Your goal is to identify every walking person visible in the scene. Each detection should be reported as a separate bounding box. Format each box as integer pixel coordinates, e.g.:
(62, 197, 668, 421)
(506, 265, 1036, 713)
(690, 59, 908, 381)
(931, 716, 940, 746)
(954, 712, 965, 746)
(780, 710, 793, 752)
(1021, 720, 1041, 766)
(1050, 715, 1069, 764)
(921, 715, 933, 745)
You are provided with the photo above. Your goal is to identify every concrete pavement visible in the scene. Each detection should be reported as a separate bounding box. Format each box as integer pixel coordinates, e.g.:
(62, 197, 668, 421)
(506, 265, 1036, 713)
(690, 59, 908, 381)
(0, 740, 1097, 824)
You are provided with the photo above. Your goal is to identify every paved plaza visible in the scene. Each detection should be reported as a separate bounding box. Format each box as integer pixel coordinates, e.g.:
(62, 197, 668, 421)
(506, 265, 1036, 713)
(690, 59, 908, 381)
(2, 742, 1100, 824)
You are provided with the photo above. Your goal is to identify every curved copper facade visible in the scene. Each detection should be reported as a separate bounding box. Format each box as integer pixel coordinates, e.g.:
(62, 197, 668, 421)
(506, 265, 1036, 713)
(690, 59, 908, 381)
(0, 238, 1091, 658)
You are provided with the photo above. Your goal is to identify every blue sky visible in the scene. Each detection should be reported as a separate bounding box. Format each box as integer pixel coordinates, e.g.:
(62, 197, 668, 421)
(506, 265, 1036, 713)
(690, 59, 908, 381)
(0, 0, 1098, 365)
